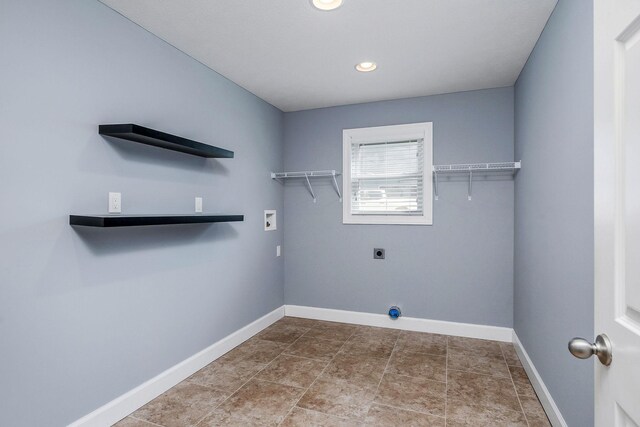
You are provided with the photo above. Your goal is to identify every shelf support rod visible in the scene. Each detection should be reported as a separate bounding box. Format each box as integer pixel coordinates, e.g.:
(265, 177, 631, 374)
(434, 171, 439, 201)
(331, 172, 342, 202)
(468, 170, 473, 201)
(304, 173, 317, 203)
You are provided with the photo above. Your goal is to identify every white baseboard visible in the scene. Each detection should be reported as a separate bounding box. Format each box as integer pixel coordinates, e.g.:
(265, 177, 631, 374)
(68, 306, 285, 427)
(284, 305, 513, 342)
(512, 331, 568, 427)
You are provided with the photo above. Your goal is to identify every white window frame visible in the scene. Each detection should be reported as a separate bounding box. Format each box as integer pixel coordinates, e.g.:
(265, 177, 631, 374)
(343, 122, 433, 225)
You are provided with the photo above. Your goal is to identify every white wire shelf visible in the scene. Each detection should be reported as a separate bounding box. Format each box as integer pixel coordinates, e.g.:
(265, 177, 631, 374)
(271, 170, 342, 202)
(432, 161, 521, 200)
(433, 161, 521, 173)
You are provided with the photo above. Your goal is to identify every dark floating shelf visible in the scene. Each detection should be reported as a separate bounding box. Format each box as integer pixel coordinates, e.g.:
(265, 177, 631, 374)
(70, 214, 244, 228)
(99, 124, 234, 158)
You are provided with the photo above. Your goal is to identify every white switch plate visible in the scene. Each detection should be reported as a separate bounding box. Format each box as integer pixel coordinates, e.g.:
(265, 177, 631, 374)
(195, 197, 203, 213)
(276, 245, 281, 257)
(108, 192, 121, 213)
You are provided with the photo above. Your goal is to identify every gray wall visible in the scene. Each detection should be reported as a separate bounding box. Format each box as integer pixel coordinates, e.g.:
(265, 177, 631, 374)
(0, 1, 284, 426)
(514, 1, 594, 426)
(283, 88, 515, 327)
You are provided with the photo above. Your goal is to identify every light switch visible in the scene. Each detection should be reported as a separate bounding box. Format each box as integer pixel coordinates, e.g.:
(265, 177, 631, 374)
(195, 197, 203, 213)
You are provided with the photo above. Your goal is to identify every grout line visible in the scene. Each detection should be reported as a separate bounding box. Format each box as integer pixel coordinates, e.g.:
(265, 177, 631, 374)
(445, 367, 512, 379)
(501, 343, 530, 427)
(396, 349, 447, 357)
(281, 336, 348, 362)
(191, 329, 309, 425)
(290, 406, 352, 421)
(253, 333, 311, 345)
(368, 331, 401, 417)
(286, 328, 316, 348)
(446, 337, 529, 426)
(379, 371, 446, 384)
(250, 378, 306, 390)
(278, 352, 333, 363)
(191, 363, 268, 426)
(446, 341, 534, 425)
(276, 326, 359, 426)
(126, 415, 165, 427)
(372, 402, 446, 420)
(279, 326, 352, 362)
(445, 336, 448, 427)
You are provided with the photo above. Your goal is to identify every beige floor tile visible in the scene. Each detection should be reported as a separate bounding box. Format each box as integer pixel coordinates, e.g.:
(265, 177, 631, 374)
(275, 316, 320, 329)
(255, 354, 327, 388)
(528, 417, 553, 427)
(513, 378, 537, 398)
(280, 407, 360, 426)
(446, 398, 528, 426)
(221, 337, 289, 365)
(339, 334, 396, 358)
(447, 370, 521, 414)
(322, 353, 388, 386)
(297, 377, 378, 420)
(255, 323, 309, 344)
(131, 382, 228, 427)
(520, 395, 552, 426)
(284, 336, 345, 361)
(500, 342, 523, 367)
(374, 373, 446, 417)
(186, 358, 264, 392)
(365, 403, 445, 426)
(353, 325, 401, 339)
(197, 409, 265, 426)
(395, 331, 448, 356)
(447, 336, 503, 356)
(508, 365, 530, 384)
(447, 347, 510, 378)
(386, 351, 446, 382)
(216, 379, 305, 426)
(303, 321, 358, 341)
(112, 417, 159, 427)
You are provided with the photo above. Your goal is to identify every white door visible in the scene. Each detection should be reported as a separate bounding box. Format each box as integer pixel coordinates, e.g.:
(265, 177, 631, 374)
(593, 0, 640, 425)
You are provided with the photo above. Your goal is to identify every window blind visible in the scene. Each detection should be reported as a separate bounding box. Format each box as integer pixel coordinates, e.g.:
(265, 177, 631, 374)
(350, 139, 424, 216)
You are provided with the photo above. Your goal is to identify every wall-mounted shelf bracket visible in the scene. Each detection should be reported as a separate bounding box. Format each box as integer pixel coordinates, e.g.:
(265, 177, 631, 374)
(433, 161, 521, 201)
(304, 173, 316, 202)
(271, 170, 342, 202)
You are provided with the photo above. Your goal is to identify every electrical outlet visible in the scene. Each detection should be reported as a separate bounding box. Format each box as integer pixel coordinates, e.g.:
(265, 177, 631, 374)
(195, 197, 203, 213)
(108, 192, 121, 214)
(276, 245, 281, 257)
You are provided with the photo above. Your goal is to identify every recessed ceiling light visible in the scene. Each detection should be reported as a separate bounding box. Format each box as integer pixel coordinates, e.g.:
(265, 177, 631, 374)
(311, 0, 343, 11)
(355, 61, 377, 72)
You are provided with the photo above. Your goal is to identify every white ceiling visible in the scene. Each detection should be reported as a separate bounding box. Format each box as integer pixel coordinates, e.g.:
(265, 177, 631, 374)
(100, 0, 556, 112)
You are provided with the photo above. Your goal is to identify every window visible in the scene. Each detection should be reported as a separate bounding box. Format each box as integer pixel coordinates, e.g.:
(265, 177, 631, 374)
(343, 122, 433, 225)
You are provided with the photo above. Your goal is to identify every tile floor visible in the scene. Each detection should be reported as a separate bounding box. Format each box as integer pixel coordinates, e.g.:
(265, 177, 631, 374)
(114, 317, 552, 426)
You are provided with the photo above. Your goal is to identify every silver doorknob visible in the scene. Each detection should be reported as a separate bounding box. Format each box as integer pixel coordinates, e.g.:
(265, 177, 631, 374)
(568, 334, 612, 366)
